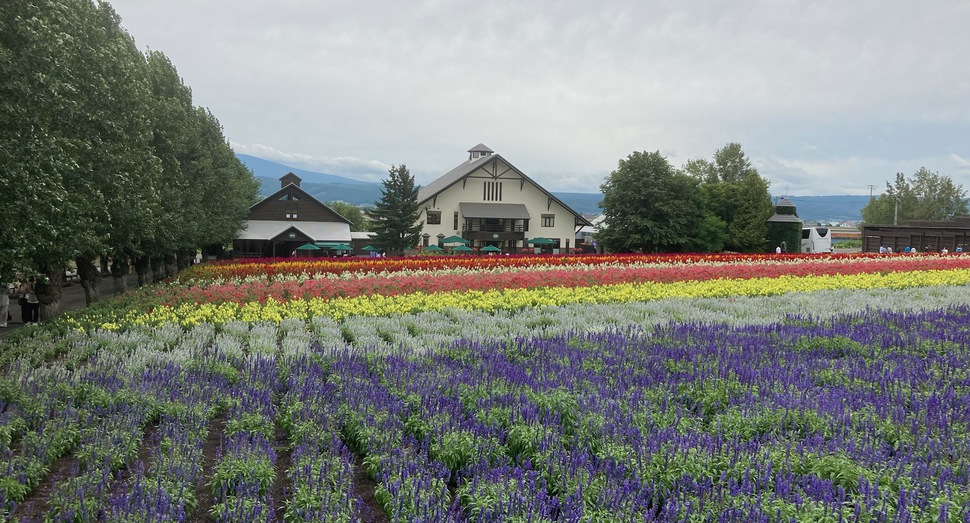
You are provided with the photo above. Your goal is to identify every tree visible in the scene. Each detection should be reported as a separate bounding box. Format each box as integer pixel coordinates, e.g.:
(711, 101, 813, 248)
(328, 201, 371, 231)
(685, 143, 772, 252)
(1, 1, 258, 316)
(598, 151, 705, 253)
(69, 1, 162, 305)
(861, 168, 968, 225)
(371, 164, 422, 255)
(1, 0, 163, 314)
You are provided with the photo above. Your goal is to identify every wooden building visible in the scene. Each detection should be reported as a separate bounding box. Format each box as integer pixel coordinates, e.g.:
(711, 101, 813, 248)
(233, 173, 352, 258)
(861, 217, 970, 253)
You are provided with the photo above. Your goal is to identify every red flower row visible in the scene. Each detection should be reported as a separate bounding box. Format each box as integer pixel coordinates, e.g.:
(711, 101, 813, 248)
(157, 254, 970, 307)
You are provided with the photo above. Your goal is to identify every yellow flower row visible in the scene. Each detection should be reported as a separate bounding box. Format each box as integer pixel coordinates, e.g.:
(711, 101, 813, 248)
(70, 268, 970, 332)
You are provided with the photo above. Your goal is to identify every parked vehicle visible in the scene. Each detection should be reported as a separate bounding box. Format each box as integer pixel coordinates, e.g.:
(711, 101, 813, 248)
(801, 226, 832, 253)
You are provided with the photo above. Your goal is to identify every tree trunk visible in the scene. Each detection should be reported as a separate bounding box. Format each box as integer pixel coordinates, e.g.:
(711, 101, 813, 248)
(35, 266, 63, 322)
(164, 253, 178, 278)
(151, 257, 165, 282)
(111, 256, 130, 293)
(135, 255, 151, 286)
(176, 250, 190, 271)
(76, 255, 101, 305)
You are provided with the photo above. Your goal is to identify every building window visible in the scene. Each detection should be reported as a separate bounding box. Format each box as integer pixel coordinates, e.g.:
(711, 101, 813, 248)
(541, 214, 554, 227)
(427, 210, 441, 225)
(285, 211, 298, 219)
(453, 211, 459, 230)
(483, 181, 503, 201)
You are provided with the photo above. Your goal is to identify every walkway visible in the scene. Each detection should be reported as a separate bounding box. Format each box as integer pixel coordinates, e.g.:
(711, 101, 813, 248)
(1, 274, 139, 339)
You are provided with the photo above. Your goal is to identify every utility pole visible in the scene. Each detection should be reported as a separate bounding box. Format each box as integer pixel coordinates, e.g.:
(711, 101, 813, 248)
(868, 185, 876, 200)
(894, 197, 899, 226)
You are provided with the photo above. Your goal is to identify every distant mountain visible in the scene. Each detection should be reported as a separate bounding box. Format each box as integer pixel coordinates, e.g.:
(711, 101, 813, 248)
(553, 193, 603, 215)
(255, 176, 383, 206)
(238, 153, 373, 186)
(240, 154, 865, 221)
(783, 195, 867, 223)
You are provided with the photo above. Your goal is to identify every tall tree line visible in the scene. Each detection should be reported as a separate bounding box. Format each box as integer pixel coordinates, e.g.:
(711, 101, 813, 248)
(598, 144, 773, 253)
(860, 168, 968, 226)
(0, 0, 259, 319)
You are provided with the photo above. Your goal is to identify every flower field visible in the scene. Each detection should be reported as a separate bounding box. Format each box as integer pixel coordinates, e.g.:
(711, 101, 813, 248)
(1, 253, 970, 522)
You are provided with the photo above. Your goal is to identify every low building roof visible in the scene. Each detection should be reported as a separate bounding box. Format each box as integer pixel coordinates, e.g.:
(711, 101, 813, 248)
(237, 220, 351, 242)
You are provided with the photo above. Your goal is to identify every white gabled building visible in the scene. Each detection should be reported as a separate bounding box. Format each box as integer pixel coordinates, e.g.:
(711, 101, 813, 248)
(416, 144, 592, 253)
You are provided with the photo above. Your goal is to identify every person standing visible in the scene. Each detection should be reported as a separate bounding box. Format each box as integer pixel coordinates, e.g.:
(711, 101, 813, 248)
(0, 283, 9, 328)
(19, 278, 39, 325)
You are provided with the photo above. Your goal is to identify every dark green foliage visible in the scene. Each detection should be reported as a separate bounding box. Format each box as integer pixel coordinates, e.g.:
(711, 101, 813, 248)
(327, 201, 371, 231)
(370, 164, 422, 255)
(0, 0, 257, 297)
(861, 168, 968, 225)
(686, 144, 773, 252)
(598, 151, 705, 253)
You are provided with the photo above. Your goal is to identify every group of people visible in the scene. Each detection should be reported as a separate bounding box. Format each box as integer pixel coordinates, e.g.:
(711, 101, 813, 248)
(0, 278, 40, 328)
(882, 245, 964, 254)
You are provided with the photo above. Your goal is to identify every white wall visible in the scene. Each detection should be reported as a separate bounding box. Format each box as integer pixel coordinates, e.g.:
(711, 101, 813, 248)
(419, 158, 579, 250)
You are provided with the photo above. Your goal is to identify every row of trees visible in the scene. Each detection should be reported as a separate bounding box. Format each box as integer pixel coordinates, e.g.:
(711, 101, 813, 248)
(861, 168, 968, 225)
(598, 144, 773, 253)
(1, 0, 260, 318)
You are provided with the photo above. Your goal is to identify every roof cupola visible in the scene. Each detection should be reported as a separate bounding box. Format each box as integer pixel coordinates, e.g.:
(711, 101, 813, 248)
(468, 143, 494, 162)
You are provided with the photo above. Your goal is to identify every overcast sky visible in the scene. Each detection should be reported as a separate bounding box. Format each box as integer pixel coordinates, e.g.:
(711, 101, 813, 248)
(107, 0, 969, 196)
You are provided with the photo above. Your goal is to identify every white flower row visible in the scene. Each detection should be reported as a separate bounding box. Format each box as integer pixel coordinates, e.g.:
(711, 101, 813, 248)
(8, 283, 968, 383)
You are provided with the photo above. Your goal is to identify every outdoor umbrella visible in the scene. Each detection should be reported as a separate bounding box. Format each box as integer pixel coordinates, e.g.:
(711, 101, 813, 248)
(295, 243, 321, 251)
(440, 235, 470, 244)
(423, 244, 444, 252)
(452, 245, 473, 253)
(527, 237, 556, 245)
(481, 245, 502, 252)
(362, 245, 378, 251)
(331, 243, 353, 251)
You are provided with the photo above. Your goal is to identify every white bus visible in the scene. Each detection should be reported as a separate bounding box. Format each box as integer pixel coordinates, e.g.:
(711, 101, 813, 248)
(801, 227, 832, 253)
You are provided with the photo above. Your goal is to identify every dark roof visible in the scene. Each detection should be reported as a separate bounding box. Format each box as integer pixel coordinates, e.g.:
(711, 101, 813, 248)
(468, 143, 493, 153)
(766, 213, 803, 223)
(250, 182, 351, 225)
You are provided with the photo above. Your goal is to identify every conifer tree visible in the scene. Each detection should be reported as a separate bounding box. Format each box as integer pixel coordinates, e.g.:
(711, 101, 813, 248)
(371, 164, 422, 255)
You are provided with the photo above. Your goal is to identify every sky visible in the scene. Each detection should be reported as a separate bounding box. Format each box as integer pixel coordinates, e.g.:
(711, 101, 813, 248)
(107, 0, 970, 196)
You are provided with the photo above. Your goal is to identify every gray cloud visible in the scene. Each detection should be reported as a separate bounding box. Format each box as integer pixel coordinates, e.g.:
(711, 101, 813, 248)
(109, 0, 970, 196)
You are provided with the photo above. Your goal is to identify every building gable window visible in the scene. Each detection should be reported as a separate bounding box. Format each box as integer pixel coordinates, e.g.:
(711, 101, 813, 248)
(427, 210, 441, 225)
(483, 181, 503, 201)
(541, 214, 555, 227)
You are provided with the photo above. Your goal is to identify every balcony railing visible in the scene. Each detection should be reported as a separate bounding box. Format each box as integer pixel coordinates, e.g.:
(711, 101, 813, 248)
(462, 223, 526, 233)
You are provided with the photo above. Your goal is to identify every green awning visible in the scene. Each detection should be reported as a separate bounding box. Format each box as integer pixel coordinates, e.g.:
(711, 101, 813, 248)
(527, 237, 556, 245)
(440, 235, 469, 244)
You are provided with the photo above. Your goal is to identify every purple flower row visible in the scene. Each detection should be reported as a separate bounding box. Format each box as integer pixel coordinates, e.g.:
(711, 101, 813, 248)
(280, 353, 369, 521)
(210, 355, 281, 523)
